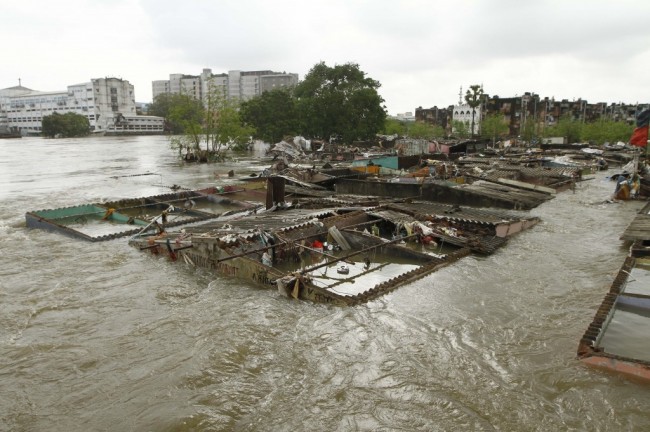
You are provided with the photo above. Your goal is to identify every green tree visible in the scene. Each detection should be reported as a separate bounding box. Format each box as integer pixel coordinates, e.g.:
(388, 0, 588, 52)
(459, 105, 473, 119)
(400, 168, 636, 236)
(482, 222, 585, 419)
(480, 114, 509, 147)
(147, 93, 174, 118)
(464, 84, 484, 138)
(41, 112, 90, 138)
(383, 118, 407, 136)
(240, 88, 298, 143)
(581, 119, 634, 145)
(407, 121, 444, 139)
(166, 94, 205, 157)
(433, 125, 446, 138)
(204, 85, 255, 154)
(520, 117, 537, 142)
(294, 62, 386, 144)
(542, 115, 583, 143)
(451, 120, 470, 139)
(149, 93, 203, 134)
(168, 86, 254, 161)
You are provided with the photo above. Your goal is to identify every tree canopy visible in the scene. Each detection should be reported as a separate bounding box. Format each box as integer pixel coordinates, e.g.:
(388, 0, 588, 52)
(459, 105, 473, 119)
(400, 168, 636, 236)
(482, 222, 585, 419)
(541, 115, 583, 144)
(581, 119, 634, 144)
(41, 112, 90, 138)
(203, 87, 255, 152)
(148, 93, 204, 134)
(294, 62, 386, 144)
(383, 118, 407, 136)
(240, 88, 298, 144)
(464, 84, 484, 138)
(541, 115, 634, 145)
(166, 86, 255, 161)
(408, 122, 445, 139)
(480, 114, 509, 145)
(451, 120, 470, 139)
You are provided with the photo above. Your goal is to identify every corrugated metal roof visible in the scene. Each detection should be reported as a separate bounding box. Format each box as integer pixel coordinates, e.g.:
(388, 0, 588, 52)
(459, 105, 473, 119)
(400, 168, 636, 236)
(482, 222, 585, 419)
(185, 208, 340, 235)
(366, 209, 416, 224)
(393, 201, 534, 225)
(621, 202, 650, 241)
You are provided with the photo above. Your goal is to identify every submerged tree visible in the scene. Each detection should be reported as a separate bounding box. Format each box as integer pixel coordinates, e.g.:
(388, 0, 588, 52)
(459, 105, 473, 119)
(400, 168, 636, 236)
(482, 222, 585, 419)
(294, 62, 386, 144)
(149, 93, 204, 134)
(464, 84, 484, 138)
(159, 84, 255, 161)
(41, 112, 90, 138)
(203, 85, 255, 154)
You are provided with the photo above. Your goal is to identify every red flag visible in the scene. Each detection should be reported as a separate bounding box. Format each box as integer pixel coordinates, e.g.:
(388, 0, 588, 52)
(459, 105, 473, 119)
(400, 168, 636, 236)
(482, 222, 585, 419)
(630, 108, 650, 147)
(630, 125, 649, 147)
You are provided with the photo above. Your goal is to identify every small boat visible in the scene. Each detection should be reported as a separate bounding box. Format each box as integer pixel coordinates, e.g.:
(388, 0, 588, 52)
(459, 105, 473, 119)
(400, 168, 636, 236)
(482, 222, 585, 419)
(336, 264, 350, 274)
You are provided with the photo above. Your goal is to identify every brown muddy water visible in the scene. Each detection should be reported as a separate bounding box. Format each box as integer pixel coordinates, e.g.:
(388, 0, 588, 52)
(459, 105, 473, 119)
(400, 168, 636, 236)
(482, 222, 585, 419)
(1, 136, 649, 431)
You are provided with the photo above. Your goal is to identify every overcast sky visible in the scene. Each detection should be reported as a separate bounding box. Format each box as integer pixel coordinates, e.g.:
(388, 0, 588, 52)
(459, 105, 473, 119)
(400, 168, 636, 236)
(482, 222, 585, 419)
(3, 0, 649, 115)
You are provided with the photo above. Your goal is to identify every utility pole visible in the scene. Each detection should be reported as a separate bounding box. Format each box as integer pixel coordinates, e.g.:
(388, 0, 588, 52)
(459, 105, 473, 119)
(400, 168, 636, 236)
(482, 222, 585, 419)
(533, 95, 538, 142)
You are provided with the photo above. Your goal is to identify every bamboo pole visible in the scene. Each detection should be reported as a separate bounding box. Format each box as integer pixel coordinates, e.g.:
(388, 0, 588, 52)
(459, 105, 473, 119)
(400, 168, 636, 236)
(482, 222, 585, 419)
(321, 262, 390, 290)
(213, 226, 363, 265)
(213, 229, 329, 264)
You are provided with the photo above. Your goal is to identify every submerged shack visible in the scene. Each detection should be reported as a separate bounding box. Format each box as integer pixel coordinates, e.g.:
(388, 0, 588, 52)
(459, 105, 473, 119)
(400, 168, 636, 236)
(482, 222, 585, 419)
(129, 197, 540, 306)
(24, 187, 259, 242)
(25, 147, 606, 307)
(335, 156, 589, 210)
(578, 201, 650, 382)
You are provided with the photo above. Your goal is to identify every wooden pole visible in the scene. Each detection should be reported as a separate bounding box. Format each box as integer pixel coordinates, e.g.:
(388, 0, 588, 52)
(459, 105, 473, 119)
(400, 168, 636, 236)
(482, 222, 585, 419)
(213, 229, 329, 264)
(300, 234, 419, 275)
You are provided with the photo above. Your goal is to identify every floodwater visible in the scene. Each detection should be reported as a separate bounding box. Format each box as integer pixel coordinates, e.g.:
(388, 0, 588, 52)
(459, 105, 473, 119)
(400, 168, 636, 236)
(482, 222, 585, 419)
(1, 136, 650, 431)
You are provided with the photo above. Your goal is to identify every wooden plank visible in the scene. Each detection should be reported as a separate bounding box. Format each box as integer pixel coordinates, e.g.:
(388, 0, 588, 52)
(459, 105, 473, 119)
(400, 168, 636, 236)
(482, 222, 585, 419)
(621, 214, 650, 241)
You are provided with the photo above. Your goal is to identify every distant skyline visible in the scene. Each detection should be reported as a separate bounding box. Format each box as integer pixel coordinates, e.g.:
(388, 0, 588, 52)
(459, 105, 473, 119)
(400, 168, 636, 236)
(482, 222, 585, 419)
(2, 0, 649, 115)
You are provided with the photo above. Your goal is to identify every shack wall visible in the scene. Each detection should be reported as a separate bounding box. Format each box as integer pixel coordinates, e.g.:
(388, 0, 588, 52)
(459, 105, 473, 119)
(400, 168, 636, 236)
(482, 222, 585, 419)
(335, 179, 422, 199)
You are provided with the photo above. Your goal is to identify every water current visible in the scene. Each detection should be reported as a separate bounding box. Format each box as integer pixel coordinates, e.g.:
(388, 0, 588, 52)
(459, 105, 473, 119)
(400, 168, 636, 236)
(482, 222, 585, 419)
(1, 136, 649, 431)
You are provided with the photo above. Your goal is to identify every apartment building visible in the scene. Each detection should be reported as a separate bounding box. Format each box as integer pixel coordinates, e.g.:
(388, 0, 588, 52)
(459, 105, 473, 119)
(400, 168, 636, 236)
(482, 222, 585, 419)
(152, 68, 299, 104)
(415, 106, 451, 132)
(0, 77, 163, 135)
(418, 91, 648, 138)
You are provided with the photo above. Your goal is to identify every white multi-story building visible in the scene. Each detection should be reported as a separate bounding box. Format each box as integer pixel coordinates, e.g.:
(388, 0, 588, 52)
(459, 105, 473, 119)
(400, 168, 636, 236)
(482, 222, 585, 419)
(452, 103, 482, 136)
(0, 84, 32, 134)
(0, 77, 163, 135)
(152, 68, 299, 105)
(391, 112, 416, 122)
